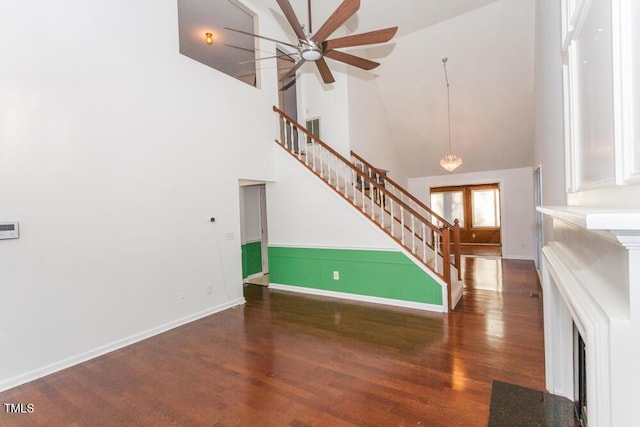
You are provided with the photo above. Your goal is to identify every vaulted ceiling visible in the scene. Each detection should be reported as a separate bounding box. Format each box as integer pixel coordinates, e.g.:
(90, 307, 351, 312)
(371, 0, 536, 177)
(289, 0, 500, 38)
(178, 0, 535, 178)
(288, 0, 535, 178)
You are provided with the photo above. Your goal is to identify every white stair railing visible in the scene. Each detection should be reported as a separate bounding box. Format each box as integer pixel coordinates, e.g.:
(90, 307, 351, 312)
(274, 106, 454, 310)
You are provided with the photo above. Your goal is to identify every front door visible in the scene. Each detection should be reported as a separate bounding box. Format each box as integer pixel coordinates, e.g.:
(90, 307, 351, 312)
(430, 183, 502, 256)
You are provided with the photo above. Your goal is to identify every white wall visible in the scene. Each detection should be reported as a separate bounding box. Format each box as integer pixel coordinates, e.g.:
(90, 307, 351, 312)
(532, 0, 566, 206)
(297, 63, 352, 158)
(0, 0, 282, 390)
(408, 167, 535, 260)
(375, 0, 535, 178)
(347, 69, 405, 186)
(534, 0, 640, 424)
(297, 62, 407, 185)
(267, 149, 396, 250)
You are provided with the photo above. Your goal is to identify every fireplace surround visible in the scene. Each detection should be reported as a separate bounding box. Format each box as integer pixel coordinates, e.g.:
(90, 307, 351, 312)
(538, 206, 640, 426)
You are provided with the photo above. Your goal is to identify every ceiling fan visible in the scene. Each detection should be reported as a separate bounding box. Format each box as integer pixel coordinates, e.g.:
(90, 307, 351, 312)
(225, 0, 398, 84)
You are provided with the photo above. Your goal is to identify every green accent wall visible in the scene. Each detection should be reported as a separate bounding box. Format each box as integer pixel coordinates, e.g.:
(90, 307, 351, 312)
(268, 247, 442, 305)
(242, 241, 262, 279)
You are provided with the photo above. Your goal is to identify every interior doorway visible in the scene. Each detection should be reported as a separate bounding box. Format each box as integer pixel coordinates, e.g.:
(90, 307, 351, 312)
(239, 183, 269, 286)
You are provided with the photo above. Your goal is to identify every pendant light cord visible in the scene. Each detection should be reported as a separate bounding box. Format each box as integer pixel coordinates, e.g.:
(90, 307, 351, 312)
(443, 57, 451, 153)
(439, 57, 462, 172)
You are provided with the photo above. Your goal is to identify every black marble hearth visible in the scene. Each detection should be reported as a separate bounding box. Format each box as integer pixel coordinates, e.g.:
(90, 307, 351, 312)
(487, 380, 577, 427)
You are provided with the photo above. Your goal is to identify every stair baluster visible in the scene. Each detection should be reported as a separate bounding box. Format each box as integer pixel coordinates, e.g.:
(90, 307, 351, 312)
(350, 150, 462, 281)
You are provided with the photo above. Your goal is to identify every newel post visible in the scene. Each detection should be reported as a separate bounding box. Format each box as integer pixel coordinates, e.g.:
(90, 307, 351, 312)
(441, 226, 452, 312)
(453, 219, 461, 280)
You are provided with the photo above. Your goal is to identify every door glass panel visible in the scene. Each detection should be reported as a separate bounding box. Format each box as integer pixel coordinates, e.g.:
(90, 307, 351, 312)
(430, 191, 464, 227)
(472, 189, 500, 227)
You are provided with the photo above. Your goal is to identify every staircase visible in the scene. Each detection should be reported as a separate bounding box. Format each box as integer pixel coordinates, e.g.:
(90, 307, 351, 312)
(350, 150, 462, 281)
(273, 106, 463, 311)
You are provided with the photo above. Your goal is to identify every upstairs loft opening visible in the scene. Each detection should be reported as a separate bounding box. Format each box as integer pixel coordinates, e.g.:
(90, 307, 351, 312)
(178, 0, 258, 87)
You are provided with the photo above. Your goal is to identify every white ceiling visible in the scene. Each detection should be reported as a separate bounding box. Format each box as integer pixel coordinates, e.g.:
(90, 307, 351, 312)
(290, 0, 500, 37)
(177, 0, 535, 178)
(177, 0, 501, 84)
(371, 0, 536, 177)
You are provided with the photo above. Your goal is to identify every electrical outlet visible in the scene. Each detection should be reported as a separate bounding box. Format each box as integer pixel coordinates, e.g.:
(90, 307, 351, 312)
(205, 285, 213, 296)
(178, 293, 187, 304)
(333, 271, 340, 280)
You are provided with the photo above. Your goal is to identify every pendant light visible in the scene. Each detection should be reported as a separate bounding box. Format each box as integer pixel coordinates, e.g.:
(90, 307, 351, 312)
(439, 57, 463, 173)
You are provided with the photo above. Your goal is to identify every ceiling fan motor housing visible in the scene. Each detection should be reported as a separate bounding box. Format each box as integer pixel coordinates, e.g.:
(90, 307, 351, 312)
(300, 42, 323, 61)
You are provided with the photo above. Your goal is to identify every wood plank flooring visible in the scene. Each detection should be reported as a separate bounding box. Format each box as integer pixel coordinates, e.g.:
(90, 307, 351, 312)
(459, 244, 502, 257)
(0, 257, 545, 426)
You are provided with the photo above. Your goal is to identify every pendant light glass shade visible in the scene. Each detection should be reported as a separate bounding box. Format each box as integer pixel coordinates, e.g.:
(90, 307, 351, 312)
(440, 153, 463, 172)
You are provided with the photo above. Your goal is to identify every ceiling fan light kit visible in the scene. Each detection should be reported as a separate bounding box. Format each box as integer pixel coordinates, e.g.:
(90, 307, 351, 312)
(225, 0, 397, 84)
(439, 57, 463, 173)
(300, 43, 323, 61)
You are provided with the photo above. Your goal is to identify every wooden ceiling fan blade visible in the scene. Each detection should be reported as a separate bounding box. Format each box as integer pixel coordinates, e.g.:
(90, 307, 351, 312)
(316, 58, 335, 84)
(324, 27, 398, 50)
(312, 0, 360, 44)
(224, 27, 298, 49)
(280, 59, 306, 81)
(324, 50, 379, 70)
(276, 0, 307, 41)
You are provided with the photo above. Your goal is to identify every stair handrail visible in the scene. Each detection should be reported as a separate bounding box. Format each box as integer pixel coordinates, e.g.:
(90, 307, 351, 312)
(273, 108, 443, 236)
(350, 150, 461, 280)
(350, 151, 451, 227)
(273, 106, 455, 310)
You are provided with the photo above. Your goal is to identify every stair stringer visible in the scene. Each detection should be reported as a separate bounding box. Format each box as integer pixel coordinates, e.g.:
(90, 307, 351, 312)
(267, 146, 451, 312)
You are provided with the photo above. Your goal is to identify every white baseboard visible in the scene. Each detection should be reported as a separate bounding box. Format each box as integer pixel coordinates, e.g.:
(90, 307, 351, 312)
(269, 283, 444, 313)
(0, 298, 245, 393)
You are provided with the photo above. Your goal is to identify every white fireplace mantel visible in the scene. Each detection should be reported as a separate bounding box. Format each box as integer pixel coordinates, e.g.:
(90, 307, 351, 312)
(538, 205, 640, 427)
(537, 206, 640, 234)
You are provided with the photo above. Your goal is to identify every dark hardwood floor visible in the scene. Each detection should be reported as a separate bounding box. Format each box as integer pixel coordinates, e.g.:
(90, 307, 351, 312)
(459, 244, 502, 257)
(0, 257, 545, 426)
